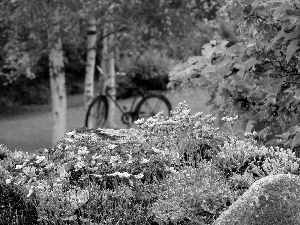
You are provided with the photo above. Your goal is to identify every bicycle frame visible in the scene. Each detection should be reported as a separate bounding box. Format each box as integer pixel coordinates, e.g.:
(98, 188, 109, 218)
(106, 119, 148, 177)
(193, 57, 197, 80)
(104, 86, 146, 115)
(96, 65, 147, 115)
(95, 65, 167, 120)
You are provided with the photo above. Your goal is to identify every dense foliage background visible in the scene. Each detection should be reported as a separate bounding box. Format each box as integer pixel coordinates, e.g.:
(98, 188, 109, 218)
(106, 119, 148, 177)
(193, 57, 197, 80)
(0, 0, 236, 107)
(169, 0, 300, 155)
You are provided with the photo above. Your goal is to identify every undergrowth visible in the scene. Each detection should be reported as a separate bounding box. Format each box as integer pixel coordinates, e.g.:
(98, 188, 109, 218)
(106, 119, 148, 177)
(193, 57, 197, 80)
(0, 102, 299, 225)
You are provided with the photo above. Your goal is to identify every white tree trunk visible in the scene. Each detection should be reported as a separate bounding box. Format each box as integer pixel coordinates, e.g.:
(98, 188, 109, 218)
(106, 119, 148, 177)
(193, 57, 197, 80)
(101, 23, 118, 129)
(84, 15, 97, 111)
(48, 10, 67, 145)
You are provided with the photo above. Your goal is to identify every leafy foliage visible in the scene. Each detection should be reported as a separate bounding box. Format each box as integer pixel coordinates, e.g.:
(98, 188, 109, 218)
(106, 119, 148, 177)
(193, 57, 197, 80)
(1, 102, 300, 224)
(169, 0, 300, 152)
(150, 163, 235, 225)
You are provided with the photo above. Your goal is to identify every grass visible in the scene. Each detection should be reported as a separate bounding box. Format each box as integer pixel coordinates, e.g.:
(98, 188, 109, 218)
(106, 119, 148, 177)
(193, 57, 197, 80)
(0, 88, 211, 155)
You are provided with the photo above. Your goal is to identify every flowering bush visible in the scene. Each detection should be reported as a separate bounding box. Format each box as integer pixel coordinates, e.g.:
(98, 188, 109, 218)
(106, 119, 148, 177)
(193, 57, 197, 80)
(1, 102, 300, 224)
(150, 162, 236, 225)
(136, 102, 229, 169)
(215, 137, 300, 195)
(0, 179, 39, 224)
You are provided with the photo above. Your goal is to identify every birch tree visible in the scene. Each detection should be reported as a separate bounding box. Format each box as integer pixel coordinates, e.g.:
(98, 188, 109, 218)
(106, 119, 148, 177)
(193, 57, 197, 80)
(84, 14, 97, 111)
(101, 22, 118, 128)
(0, 0, 81, 145)
(48, 8, 67, 144)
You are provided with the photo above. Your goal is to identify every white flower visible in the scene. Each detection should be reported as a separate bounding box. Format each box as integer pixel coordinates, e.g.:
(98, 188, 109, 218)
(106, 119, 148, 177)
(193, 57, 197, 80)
(127, 154, 133, 164)
(27, 186, 34, 198)
(78, 147, 89, 155)
(108, 144, 117, 150)
(140, 158, 150, 164)
(5, 178, 12, 184)
(45, 162, 55, 169)
(135, 118, 144, 125)
(134, 173, 144, 179)
(15, 165, 23, 169)
(66, 189, 89, 209)
(66, 131, 76, 136)
(165, 166, 178, 174)
(110, 155, 120, 163)
(36, 156, 46, 164)
(92, 174, 102, 178)
(108, 172, 131, 178)
(74, 161, 85, 171)
(92, 153, 99, 160)
(152, 147, 162, 153)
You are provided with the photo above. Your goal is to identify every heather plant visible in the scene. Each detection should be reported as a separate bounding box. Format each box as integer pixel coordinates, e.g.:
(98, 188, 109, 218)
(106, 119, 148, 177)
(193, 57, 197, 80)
(135, 102, 230, 169)
(214, 136, 300, 196)
(0, 102, 227, 224)
(150, 162, 236, 225)
(0, 178, 39, 224)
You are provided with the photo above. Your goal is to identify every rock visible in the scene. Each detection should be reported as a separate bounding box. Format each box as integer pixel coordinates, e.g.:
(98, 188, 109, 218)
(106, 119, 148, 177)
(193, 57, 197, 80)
(49, 127, 142, 163)
(213, 174, 300, 225)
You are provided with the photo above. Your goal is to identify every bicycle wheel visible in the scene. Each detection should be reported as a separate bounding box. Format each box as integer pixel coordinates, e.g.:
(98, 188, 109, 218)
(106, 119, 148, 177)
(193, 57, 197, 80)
(85, 96, 108, 128)
(135, 94, 172, 121)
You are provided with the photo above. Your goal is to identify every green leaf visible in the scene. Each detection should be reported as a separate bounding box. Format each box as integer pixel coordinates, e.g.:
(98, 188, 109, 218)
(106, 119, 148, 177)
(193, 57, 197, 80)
(268, 27, 285, 50)
(243, 4, 253, 16)
(292, 131, 300, 149)
(245, 120, 255, 133)
(286, 39, 299, 63)
(297, 61, 300, 72)
(202, 44, 216, 59)
(244, 58, 260, 70)
(201, 65, 216, 77)
(275, 132, 290, 140)
(272, 3, 291, 20)
(241, 0, 255, 6)
(22, 166, 36, 178)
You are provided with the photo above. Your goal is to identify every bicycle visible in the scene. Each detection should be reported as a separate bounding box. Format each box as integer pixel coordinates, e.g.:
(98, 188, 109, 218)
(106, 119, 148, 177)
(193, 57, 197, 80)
(85, 66, 172, 129)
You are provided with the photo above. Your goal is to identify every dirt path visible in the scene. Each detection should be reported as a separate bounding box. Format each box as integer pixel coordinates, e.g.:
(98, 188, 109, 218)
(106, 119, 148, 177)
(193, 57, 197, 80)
(0, 90, 211, 155)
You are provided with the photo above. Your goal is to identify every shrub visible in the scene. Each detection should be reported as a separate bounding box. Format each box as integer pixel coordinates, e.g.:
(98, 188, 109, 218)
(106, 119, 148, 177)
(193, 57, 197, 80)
(3, 101, 299, 224)
(0, 178, 38, 224)
(214, 137, 300, 195)
(118, 50, 173, 95)
(150, 162, 236, 225)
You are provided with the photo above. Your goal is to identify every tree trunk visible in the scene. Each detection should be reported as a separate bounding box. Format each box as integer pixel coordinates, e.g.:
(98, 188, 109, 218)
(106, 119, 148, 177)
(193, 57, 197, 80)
(101, 23, 118, 128)
(48, 10, 67, 145)
(84, 15, 97, 111)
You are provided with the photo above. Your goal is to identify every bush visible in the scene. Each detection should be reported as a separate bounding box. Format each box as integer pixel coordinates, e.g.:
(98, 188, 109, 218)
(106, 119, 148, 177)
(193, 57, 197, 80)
(150, 162, 236, 225)
(117, 50, 174, 98)
(0, 43, 86, 109)
(0, 75, 50, 107)
(2, 102, 300, 224)
(0, 182, 39, 224)
(214, 137, 300, 196)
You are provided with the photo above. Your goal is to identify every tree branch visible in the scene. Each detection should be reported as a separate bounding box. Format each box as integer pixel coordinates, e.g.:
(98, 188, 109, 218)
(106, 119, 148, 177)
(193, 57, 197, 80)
(99, 26, 128, 40)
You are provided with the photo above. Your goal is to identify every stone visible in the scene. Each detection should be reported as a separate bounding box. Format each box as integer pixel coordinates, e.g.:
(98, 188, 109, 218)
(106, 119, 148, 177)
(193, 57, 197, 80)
(213, 173, 300, 225)
(49, 127, 142, 163)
